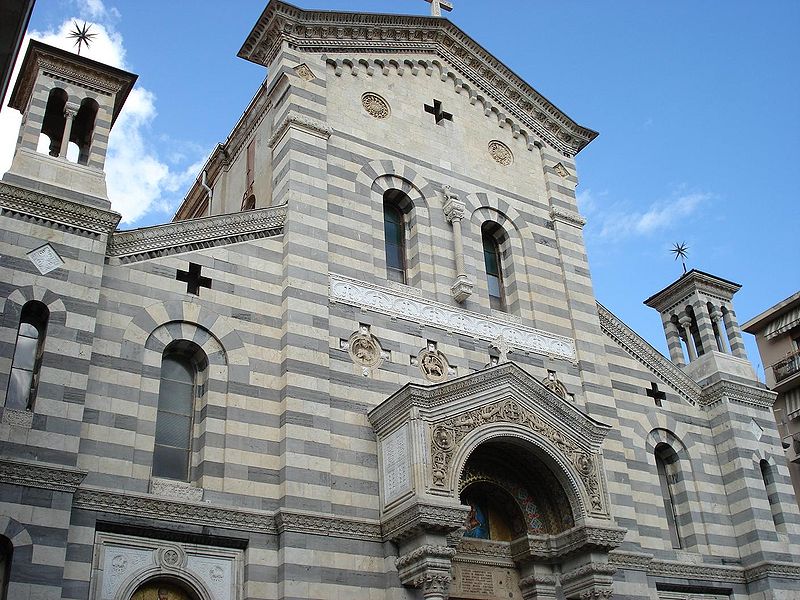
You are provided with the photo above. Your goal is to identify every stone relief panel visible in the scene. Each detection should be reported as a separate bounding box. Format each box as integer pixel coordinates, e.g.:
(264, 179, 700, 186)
(293, 63, 315, 80)
(27, 243, 64, 274)
(382, 424, 411, 504)
(362, 92, 390, 119)
(330, 273, 576, 361)
(93, 533, 242, 600)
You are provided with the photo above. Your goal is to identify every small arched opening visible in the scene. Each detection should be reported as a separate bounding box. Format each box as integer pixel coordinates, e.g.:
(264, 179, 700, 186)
(39, 88, 68, 157)
(0, 535, 12, 600)
(70, 97, 99, 164)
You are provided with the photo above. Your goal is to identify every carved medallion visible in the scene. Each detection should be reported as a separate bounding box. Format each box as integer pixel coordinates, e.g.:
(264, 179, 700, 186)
(542, 371, 568, 399)
(488, 140, 513, 166)
(347, 325, 384, 369)
(158, 546, 184, 568)
(294, 63, 315, 81)
(362, 92, 390, 119)
(416, 342, 450, 383)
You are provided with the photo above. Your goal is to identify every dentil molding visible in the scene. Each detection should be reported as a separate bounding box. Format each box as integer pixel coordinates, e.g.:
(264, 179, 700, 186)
(330, 273, 576, 361)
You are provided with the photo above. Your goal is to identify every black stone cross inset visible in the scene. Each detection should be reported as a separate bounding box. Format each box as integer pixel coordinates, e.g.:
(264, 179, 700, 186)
(424, 99, 453, 125)
(646, 382, 667, 407)
(176, 262, 211, 296)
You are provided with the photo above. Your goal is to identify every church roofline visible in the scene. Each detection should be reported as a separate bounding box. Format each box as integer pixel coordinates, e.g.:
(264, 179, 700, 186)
(238, 0, 598, 157)
(643, 269, 742, 313)
(8, 40, 137, 127)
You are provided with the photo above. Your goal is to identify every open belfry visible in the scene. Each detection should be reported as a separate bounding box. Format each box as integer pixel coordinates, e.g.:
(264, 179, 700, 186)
(0, 2, 798, 599)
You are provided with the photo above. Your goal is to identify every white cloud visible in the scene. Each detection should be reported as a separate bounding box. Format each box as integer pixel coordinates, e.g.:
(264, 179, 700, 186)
(0, 1, 204, 225)
(580, 187, 712, 241)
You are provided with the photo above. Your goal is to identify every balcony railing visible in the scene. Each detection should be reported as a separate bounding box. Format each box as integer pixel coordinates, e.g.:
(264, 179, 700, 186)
(773, 349, 800, 383)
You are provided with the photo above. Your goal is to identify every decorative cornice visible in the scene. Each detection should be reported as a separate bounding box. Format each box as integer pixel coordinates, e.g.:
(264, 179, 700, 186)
(274, 509, 381, 541)
(596, 301, 702, 406)
(9, 40, 137, 127)
(644, 269, 742, 314)
(700, 379, 776, 409)
(331, 273, 576, 361)
(0, 458, 87, 492)
(608, 550, 653, 571)
(268, 110, 332, 148)
(108, 204, 286, 263)
(381, 502, 469, 543)
(239, 2, 597, 157)
(72, 487, 384, 540)
(743, 560, 800, 583)
(560, 562, 617, 584)
(647, 559, 745, 584)
(550, 206, 586, 228)
(0, 181, 121, 234)
(510, 525, 625, 563)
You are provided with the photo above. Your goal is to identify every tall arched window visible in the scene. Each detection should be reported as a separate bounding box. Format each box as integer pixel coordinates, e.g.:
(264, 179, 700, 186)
(153, 342, 204, 481)
(383, 194, 407, 284)
(481, 223, 505, 311)
(655, 443, 683, 549)
(5, 301, 49, 411)
(760, 460, 784, 533)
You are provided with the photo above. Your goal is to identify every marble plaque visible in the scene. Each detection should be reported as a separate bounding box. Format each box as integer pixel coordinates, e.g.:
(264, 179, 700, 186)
(451, 563, 523, 600)
(27, 243, 64, 274)
(383, 424, 411, 503)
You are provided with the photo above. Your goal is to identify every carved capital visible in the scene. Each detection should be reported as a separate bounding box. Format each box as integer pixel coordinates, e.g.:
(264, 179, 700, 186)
(519, 573, 558, 600)
(397, 545, 455, 600)
(561, 562, 616, 600)
(450, 275, 473, 303)
(443, 197, 466, 223)
(268, 110, 331, 147)
(381, 502, 469, 543)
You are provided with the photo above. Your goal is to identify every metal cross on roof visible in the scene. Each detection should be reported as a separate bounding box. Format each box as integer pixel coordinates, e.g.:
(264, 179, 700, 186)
(425, 0, 453, 17)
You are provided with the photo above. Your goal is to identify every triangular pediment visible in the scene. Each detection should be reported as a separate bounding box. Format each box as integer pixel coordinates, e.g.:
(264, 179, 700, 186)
(368, 362, 610, 453)
(239, 1, 597, 157)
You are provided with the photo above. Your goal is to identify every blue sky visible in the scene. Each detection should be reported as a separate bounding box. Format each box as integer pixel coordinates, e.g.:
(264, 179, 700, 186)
(2, 0, 798, 376)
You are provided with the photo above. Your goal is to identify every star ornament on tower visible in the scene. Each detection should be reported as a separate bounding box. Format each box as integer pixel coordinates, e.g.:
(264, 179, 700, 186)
(67, 21, 97, 55)
(670, 242, 689, 274)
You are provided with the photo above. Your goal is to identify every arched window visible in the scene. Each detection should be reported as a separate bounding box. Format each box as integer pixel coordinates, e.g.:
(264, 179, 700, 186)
(655, 443, 683, 549)
(481, 222, 505, 311)
(71, 97, 99, 165)
(760, 460, 784, 533)
(383, 193, 407, 284)
(0, 535, 11, 600)
(5, 301, 49, 411)
(153, 341, 206, 481)
(40, 88, 68, 157)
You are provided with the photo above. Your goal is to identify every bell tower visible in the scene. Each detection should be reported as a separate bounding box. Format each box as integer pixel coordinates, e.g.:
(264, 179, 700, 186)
(2, 40, 136, 209)
(644, 269, 756, 383)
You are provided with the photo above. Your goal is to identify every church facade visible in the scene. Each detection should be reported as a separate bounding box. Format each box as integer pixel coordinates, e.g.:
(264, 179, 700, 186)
(0, 2, 798, 599)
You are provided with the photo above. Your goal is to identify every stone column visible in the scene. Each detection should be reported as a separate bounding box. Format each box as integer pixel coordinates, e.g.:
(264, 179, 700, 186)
(678, 314, 697, 362)
(663, 314, 686, 366)
(58, 103, 79, 159)
(709, 307, 730, 353)
(443, 188, 473, 302)
(723, 307, 748, 360)
(692, 300, 716, 356)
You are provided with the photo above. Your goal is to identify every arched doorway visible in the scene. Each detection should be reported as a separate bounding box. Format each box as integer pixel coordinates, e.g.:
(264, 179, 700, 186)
(131, 580, 195, 600)
(451, 439, 575, 600)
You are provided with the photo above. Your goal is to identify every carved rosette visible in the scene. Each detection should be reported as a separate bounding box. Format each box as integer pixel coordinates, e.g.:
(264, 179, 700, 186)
(429, 399, 604, 513)
(488, 140, 513, 165)
(362, 92, 390, 119)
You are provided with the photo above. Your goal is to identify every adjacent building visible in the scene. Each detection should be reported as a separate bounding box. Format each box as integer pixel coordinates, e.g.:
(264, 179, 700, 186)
(744, 292, 800, 506)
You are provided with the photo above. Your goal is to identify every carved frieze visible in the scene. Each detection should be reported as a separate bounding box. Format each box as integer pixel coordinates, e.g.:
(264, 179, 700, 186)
(429, 398, 604, 514)
(0, 181, 121, 234)
(108, 204, 286, 263)
(330, 273, 576, 361)
(1, 408, 33, 428)
(0, 457, 86, 492)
